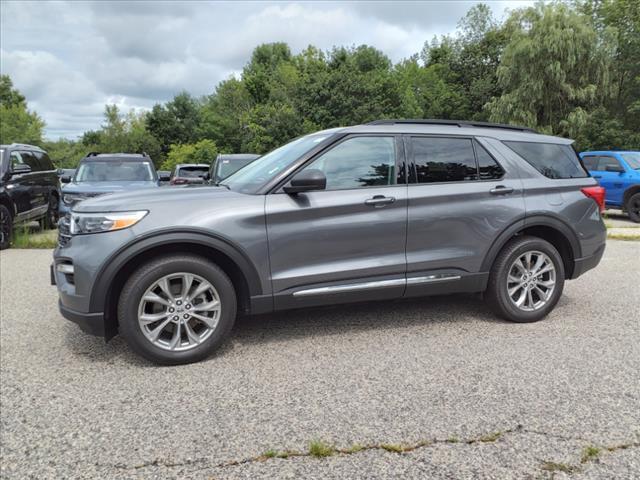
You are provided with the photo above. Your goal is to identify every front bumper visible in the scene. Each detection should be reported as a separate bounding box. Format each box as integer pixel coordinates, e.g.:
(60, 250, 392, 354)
(59, 301, 105, 336)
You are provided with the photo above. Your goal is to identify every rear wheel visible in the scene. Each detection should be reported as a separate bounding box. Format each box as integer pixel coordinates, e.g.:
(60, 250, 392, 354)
(118, 254, 237, 365)
(0, 204, 12, 250)
(485, 236, 565, 323)
(627, 192, 640, 223)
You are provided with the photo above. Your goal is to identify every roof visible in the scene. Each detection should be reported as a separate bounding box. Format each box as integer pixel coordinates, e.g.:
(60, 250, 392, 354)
(80, 153, 151, 162)
(322, 120, 572, 145)
(581, 151, 639, 155)
(0, 143, 46, 152)
(176, 163, 209, 168)
(217, 153, 260, 161)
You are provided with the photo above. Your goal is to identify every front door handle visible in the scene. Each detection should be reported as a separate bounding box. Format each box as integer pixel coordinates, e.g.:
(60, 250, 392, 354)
(365, 195, 396, 207)
(489, 186, 514, 195)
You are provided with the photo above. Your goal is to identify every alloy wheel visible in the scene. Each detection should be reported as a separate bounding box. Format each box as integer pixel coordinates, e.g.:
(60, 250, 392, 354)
(506, 250, 556, 312)
(137, 272, 222, 351)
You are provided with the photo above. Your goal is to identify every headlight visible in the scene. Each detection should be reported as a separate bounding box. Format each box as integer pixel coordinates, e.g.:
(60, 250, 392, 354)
(63, 194, 85, 205)
(70, 211, 147, 235)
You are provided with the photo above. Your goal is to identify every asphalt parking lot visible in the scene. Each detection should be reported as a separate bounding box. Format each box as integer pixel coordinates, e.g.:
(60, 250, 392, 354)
(1, 241, 639, 479)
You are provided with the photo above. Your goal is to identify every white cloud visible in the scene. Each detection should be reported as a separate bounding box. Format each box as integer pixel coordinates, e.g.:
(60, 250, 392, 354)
(0, 0, 534, 139)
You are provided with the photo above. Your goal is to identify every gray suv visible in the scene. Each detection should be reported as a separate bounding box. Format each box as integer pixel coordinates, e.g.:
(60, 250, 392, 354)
(52, 120, 607, 365)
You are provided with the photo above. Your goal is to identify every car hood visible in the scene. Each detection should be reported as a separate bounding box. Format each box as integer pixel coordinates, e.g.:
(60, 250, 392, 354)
(73, 185, 244, 212)
(63, 181, 158, 194)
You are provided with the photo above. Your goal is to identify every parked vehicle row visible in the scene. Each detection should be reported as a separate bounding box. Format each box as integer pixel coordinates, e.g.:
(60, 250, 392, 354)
(581, 151, 640, 223)
(52, 120, 608, 365)
(0, 143, 60, 249)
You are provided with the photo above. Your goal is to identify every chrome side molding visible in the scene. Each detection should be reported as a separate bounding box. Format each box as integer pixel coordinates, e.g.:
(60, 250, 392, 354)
(293, 274, 461, 297)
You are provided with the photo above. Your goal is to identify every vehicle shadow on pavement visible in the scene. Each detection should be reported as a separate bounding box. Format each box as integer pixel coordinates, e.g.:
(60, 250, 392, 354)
(62, 294, 509, 366)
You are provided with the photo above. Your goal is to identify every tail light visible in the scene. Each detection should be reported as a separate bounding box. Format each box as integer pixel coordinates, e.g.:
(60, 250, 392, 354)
(171, 178, 187, 185)
(581, 186, 606, 213)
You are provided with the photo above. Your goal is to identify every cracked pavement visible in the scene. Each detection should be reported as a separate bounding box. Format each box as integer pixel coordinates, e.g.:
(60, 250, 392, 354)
(1, 241, 639, 479)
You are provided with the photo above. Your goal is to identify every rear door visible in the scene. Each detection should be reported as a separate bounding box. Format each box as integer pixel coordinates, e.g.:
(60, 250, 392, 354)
(404, 135, 525, 296)
(592, 155, 626, 206)
(265, 134, 408, 309)
(20, 150, 48, 214)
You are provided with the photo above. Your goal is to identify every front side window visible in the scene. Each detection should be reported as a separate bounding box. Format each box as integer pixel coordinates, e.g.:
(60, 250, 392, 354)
(74, 161, 155, 182)
(20, 151, 41, 171)
(597, 156, 623, 171)
(504, 141, 588, 179)
(302, 136, 396, 190)
(412, 137, 478, 183)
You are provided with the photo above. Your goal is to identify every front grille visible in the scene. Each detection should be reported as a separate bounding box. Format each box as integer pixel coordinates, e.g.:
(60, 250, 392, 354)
(58, 215, 72, 247)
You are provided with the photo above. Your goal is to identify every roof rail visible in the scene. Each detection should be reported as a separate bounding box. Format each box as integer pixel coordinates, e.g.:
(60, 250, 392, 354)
(10, 143, 44, 150)
(367, 119, 537, 133)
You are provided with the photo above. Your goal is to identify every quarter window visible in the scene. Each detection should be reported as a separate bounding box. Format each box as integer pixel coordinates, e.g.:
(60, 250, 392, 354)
(303, 136, 396, 190)
(412, 137, 478, 183)
(503, 141, 588, 179)
(474, 141, 504, 180)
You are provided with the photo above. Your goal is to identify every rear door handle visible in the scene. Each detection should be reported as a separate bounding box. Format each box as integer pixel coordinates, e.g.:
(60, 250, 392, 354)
(365, 195, 396, 207)
(489, 186, 514, 195)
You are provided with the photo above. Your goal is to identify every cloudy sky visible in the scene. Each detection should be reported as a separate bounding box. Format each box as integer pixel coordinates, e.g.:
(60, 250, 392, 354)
(1, 1, 532, 139)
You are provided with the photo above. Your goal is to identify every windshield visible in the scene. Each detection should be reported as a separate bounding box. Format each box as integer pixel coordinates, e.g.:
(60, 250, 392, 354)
(221, 133, 332, 193)
(216, 158, 255, 181)
(177, 166, 208, 178)
(74, 160, 155, 182)
(621, 153, 640, 170)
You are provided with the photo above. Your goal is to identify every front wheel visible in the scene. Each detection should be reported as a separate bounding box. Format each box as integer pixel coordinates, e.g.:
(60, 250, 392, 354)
(627, 192, 640, 223)
(118, 254, 237, 365)
(485, 236, 565, 323)
(0, 204, 12, 250)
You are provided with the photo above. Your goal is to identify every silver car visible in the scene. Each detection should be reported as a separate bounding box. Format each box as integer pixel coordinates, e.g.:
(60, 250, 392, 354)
(52, 120, 607, 365)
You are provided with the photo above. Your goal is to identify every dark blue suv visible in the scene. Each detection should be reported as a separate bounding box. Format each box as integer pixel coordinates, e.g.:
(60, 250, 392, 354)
(60, 153, 166, 215)
(580, 151, 640, 222)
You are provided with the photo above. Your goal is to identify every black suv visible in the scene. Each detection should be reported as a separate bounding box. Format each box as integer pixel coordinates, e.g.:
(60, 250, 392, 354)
(1, 143, 60, 249)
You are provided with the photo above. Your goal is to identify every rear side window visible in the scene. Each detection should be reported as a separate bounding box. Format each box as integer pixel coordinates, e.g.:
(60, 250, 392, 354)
(474, 141, 504, 180)
(582, 156, 599, 170)
(412, 137, 478, 183)
(504, 141, 588, 179)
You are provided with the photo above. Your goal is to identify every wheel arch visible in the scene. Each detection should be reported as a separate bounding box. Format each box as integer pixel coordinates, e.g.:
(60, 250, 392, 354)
(622, 184, 640, 208)
(481, 215, 581, 280)
(91, 230, 263, 340)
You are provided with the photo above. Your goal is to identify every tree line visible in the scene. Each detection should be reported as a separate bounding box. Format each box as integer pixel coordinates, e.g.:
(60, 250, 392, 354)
(1, 0, 638, 170)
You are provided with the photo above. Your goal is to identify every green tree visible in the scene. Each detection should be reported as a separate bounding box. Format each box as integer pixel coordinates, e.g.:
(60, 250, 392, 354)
(486, 3, 615, 132)
(160, 139, 218, 171)
(146, 92, 201, 154)
(0, 75, 45, 145)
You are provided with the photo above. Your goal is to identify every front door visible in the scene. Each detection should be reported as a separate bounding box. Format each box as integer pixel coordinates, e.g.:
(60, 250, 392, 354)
(265, 135, 408, 309)
(592, 155, 626, 207)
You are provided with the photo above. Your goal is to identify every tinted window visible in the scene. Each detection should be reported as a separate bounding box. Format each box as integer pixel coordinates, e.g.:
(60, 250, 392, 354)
(303, 136, 396, 190)
(582, 156, 599, 170)
(216, 158, 254, 181)
(177, 166, 208, 178)
(20, 151, 41, 171)
(412, 137, 477, 183)
(597, 156, 622, 171)
(10, 152, 24, 169)
(474, 141, 504, 180)
(504, 141, 588, 179)
(36, 152, 54, 171)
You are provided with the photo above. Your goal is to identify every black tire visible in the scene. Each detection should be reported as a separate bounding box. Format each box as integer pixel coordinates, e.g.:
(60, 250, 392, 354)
(43, 193, 59, 230)
(0, 204, 12, 250)
(485, 236, 565, 323)
(118, 254, 237, 365)
(627, 192, 640, 223)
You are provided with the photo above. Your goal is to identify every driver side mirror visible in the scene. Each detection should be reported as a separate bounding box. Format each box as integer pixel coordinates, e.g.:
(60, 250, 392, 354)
(284, 169, 326, 194)
(605, 164, 624, 173)
(60, 175, 71, 183)
(11, 163, 31, 176)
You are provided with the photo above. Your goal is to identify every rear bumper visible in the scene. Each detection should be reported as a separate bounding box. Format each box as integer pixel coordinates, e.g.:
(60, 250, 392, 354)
(58, 301, 105, 337)
(570, 243, 606, 279)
